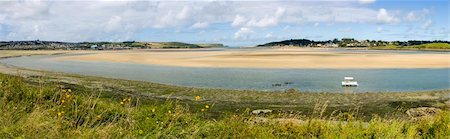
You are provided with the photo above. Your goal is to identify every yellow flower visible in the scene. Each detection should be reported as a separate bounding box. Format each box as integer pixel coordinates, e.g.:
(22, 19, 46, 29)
(151, 108, 156, 113)
(138, 130, 144, 134)
(120, 101, 124, 105)
(57, 112, 62, 117)
(96, 115, 101, 119)
(61, 100, 65, 103)
(205, 105, 209, 109)
(65, 94, 71, 98)
(122, 98, 127, 102)
(128, 97, 131, 101)
(146, 117, 150, 120)
(195, 96, 201, 101)
(168, 110, 172, 114)
(68, 89, 72, 92)
(201, 109, 205, 112)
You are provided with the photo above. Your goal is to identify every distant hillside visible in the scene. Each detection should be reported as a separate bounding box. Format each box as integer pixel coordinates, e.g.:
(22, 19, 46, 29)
(373, 43, 450, 50)
(257, 39, 315, 47)
(0, 41, 80, 50)
(195, 43, 225, 48)
(257, 38, 450, 48)
(0, 40, 225, 50)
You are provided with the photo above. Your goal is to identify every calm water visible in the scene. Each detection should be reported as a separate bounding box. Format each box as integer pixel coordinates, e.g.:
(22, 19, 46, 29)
(1, 53, 449, 93)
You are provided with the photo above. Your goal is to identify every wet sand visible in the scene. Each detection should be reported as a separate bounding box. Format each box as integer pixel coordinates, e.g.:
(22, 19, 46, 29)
(53, 48, 450, 69)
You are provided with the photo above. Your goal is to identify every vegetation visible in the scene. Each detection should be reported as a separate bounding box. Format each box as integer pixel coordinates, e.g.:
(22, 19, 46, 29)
(0, 40, 225, 50)
(195, 43, 225, 48)
(1, 73, 449, 138)
(257, 38, 450, 49)
(371, 43, 450, 50)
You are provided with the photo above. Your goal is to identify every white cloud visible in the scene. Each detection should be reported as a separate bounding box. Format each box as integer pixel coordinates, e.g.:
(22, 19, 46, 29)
(377, 8, 399, 24)
(234, 27, 254, 39)
(422, 19, 432, 29)
(176, 6, 190, 20)
(406, 12, 417, 21)
(232, 15, 246, 27)
(358, 0, 376, 5)
(231, 7, 285, 28)
(190, 22, 209, 29)
(105, 16, 123, 32)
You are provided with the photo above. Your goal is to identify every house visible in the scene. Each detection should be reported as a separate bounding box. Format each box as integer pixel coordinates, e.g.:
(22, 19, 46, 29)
(90, 45, 98, 49)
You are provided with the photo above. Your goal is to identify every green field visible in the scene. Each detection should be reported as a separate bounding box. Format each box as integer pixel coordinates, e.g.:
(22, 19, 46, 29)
(371, 43, 450, 51)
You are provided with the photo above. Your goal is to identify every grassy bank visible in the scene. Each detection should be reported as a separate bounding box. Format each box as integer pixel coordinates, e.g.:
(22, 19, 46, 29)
(1, 73, 450, 138)
(370, 43, 450, 51)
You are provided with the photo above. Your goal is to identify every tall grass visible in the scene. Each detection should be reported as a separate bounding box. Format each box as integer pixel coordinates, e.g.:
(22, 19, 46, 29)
(0, 73, 449, 138)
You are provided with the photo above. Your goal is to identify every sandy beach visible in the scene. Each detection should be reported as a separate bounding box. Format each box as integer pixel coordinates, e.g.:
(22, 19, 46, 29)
(53, 48, 450, 69)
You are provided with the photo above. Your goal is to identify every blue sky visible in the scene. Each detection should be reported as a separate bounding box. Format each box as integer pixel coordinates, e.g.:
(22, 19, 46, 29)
(0, 0, 448, 46)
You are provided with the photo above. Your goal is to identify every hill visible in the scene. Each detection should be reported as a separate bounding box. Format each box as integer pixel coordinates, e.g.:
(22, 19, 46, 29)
(0, 40, 225, 50)
(257, 38, 450, 49)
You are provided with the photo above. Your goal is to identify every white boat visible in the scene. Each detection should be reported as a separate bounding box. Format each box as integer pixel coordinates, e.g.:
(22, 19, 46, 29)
(342, 77, 358, 87)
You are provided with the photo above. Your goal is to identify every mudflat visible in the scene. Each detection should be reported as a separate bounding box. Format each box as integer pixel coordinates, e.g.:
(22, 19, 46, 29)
(52, 48, 450, 69)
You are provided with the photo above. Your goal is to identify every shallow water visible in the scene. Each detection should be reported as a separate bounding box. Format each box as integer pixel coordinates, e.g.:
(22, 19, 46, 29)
(1, 52, 449, 93)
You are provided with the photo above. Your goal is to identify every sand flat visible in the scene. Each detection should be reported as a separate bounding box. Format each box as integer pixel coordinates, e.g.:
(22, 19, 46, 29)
(53, 48, 450, 69)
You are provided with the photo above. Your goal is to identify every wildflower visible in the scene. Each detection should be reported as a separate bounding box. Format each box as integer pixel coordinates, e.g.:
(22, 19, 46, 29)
(205, 105, 209, 109)
(195, 96, 201, 101)
(122, 98, 127, 102)
(146, 117, 150, 120)
(96, 115, 101, 119)
(151, 108, 156, 113)
(201, 109, 205, 112)
(168, 110, 172, 114)
(120, 101, 124, 105)
(68, 89, 72, 92)
(128, 97, 131, 101)
(65, 94, 71, 98)
(138, 130, 144, 134)
(61, 100, 65, 103)
(57, 111, 65, 117)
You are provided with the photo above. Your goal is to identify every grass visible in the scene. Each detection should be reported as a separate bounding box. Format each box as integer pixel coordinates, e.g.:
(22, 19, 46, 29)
(1, 73, 450, 138)
(371, 43, 450, 51)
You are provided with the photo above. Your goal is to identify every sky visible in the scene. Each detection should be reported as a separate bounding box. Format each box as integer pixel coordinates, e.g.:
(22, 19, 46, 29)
(0, 0, 448, 46)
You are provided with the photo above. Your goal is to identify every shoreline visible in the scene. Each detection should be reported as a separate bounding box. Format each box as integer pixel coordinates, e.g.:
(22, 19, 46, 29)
(52, 48, 450, 69)
(0, 51, 448, 94)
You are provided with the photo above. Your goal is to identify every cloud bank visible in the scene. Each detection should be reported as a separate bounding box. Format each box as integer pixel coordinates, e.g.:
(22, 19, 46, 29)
(0, 0, 447, 44)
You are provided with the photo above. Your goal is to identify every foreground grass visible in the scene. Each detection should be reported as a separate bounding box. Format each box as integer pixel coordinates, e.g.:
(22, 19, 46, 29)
(1, 73, 449, 138)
